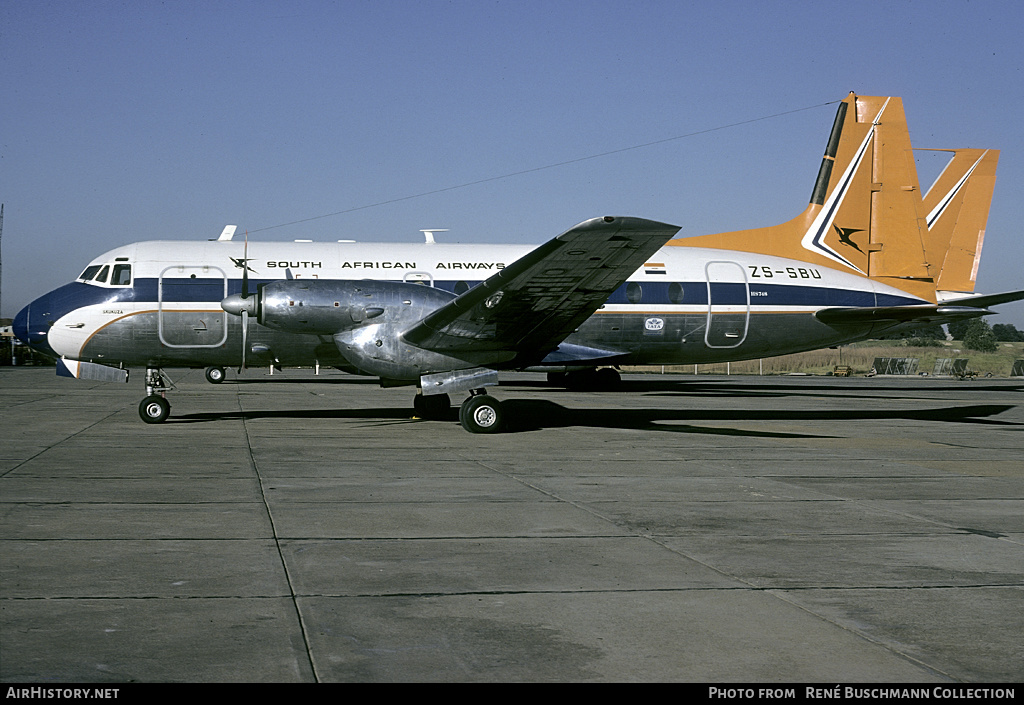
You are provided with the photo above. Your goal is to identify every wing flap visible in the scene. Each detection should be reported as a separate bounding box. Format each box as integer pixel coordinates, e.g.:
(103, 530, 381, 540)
(402, 216, 680, 361)
(539, 342, 629, 365)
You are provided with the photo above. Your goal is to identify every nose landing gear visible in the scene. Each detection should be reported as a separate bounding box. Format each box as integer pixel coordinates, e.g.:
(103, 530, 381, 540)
(138, 367, 175, 424)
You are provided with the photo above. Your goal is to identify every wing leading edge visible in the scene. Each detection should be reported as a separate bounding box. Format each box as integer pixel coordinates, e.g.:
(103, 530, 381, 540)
(402, 216, 681, 365)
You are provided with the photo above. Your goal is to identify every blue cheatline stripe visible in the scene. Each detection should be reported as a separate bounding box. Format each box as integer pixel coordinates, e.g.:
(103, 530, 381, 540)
(126, 277, 924, 309)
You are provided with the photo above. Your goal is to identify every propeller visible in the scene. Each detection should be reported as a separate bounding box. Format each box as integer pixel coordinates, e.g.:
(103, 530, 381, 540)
(220, 232, 256, 372)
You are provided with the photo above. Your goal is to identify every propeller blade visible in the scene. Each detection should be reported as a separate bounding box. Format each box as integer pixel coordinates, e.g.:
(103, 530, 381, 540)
(222, 231, 254, 373)
(240, 231, 251, 372)
(240, 309, 248, 372)
(242, 231, 250, 299)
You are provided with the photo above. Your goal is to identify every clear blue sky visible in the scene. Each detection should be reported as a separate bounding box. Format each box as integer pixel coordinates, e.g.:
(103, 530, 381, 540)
(3, 0, 1022, 327)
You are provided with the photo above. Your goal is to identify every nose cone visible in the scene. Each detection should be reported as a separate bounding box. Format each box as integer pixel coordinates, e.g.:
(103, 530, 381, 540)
(12, 304, 30, 343)
(13, 298, 56, 358)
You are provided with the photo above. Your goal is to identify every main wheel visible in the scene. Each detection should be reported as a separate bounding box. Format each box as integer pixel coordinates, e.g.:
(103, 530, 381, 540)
(205, 366, 226, 384)
(414, 393, 450, 419)
(594, 367, 621, 390)
(139, 395, 170, 424)
(546, 370, 567, 386)
(460, 395, 503, 433)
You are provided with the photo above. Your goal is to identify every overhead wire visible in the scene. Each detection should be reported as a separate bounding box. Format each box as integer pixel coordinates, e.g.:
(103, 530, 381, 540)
(248, 99, 841, 234)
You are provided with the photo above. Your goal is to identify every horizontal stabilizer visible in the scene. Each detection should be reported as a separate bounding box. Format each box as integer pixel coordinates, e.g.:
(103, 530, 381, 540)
(817, 288, 1024, 326)
(815, 304, 993, 326)
(939, 289, 1024, 309)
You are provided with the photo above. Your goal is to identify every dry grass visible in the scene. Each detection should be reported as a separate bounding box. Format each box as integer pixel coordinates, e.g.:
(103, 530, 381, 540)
(624, 341, 1024, 378)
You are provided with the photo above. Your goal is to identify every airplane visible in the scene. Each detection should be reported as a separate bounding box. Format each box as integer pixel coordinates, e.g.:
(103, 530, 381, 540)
(13, 92, 1024, 433)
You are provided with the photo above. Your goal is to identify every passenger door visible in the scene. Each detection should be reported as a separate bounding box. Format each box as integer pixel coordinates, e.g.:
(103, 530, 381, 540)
(157, 265, 230, 348)
(704, 261, 750, 348)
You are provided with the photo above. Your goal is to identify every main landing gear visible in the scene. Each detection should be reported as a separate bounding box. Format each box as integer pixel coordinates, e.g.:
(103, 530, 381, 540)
(460, 391, 503, 434)
(413, 392, 451, 419)
(139, 367, 174, 424)
(412, 389, 504, 433)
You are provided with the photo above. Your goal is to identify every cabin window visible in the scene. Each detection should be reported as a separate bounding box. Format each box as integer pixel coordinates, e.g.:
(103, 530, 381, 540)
(669, 282, 685, 304)
(454, 280, 470, 295)
(626, 282, 643, 304)
(111, 264, 132, 286)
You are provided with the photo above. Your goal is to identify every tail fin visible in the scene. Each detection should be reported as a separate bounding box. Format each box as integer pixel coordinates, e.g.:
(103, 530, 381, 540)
(917, 148, 999, 294)
(671, 93, 934, 300)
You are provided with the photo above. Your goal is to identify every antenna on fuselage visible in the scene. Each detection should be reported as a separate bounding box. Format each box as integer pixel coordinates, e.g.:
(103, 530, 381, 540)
(217, 225, 238, 241)
(420, 229, 448, 244)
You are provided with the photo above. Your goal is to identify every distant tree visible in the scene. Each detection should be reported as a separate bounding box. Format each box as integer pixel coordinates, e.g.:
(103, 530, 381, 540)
(905, 337, 944, 348)
(911, 325, 946, 340)
(961, 319, 998, 352)
(947, 319, 974, 340)
(992, 323, 1024, 342)
(875, 324, 945, 341)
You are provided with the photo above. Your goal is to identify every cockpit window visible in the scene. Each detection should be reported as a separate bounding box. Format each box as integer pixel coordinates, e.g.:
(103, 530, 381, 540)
(111, 264, 132, 286)
(78, 262, 132, 286)
(79, 265, 102, 281)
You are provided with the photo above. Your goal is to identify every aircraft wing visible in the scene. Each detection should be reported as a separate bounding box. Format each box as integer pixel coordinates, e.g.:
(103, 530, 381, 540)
(402, 216, 680, 364)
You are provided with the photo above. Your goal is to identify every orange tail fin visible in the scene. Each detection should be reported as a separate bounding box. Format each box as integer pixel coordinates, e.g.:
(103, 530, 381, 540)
(918, 148, 999, 293)
(670, 93, 934, 300)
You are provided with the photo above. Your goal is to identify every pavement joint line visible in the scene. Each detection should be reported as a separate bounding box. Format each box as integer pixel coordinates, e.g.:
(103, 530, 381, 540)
(237, 385, 320, 683)
(4, 583, 1021, 603)
(763, 587, 957, 682)
(464, 456, 776, 592)
(460, 443, 1024, 659)
(0, 405, 129, 479)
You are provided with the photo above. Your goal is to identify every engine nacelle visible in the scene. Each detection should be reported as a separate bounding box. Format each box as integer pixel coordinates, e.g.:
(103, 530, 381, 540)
(258, 279, 455, 336)
(257, 280, 493, 381)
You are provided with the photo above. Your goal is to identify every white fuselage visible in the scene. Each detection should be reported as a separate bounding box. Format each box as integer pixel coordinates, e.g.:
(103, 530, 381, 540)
(22, 237, 926, 371)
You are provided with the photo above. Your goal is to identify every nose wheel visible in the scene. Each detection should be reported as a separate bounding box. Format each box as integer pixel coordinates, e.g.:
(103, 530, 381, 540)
(139, 395, 170, 423)
(138, 367, 175, 423)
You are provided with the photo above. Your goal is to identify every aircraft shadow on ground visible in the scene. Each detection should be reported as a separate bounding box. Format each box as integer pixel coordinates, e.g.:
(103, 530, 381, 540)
(503, 377, 1024, 399)
(224, 376, 1024, 402)
(228, 376, 379, 386)
(168, 399, 1019, 437)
